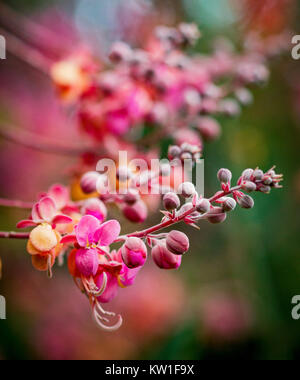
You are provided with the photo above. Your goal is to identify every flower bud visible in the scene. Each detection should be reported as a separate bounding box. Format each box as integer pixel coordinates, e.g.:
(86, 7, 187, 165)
(117, 166, 132, 182)
(197, 117, 221, 141)
(219, 99, 241, 116)
(253, 169, 264, 181)
(168, 145, 181, 159)
(263, 177, 273, 186)
(123, 189, 140, 205)
(163, 192, 180, 211)
(121, 237, 147, 268)
(80, 171, 100, 194)
(196, 198, 211, 214)
(259, 185, 271, 194)
(160, 163, 171, 177)
(235, 88, 253, 105)
(123, 200, 148, 223)
(166, 230, 189, 255)
(222, 197, 237, 212)
(81, 198, 107, 222)
(217, 168, 232, 184)
(206, 208, 227, 224)
(109, 41, 132, 63)
(238, 194, 254, 209)
(242, 168, 254, 181)
(152, 243, 182, 270)
(241, 181, 257, 193)
(181, 152, 192, 161)
(178, 182, 196, 198)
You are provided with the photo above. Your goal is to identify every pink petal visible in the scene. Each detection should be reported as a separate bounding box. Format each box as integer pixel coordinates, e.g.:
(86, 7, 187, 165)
(120, 265, 141, 287)
(52, 214, 73, 225)
(75, 248, 99, 277)
(96, 273, 119, 303)
(16, 220, 37, 229)
(48, 184, 70, 210)
(94, 220, 121, 247)
(76, 215, 100, 247)
(31, 203, 42, 223)
(38, 197, 57, 222)
(60, 234, 77, 244)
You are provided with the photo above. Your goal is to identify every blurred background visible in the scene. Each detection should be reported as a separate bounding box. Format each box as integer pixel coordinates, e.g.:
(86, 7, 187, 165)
(0, 0, 299, 360)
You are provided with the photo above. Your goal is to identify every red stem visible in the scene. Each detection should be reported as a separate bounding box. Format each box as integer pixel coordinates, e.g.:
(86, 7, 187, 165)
(0, 198, 33, 209)
(124, 185, 242, 239)
(0, 231, 30, 239)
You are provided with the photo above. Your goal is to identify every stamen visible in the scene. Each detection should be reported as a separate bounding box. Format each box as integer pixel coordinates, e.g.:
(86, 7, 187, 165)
(92, 303, 123, 331)
(81, 273, 108, 297)
(47, 255, 53, 279)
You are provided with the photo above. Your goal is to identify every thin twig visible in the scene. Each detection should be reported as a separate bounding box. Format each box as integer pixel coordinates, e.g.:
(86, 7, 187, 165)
(0, 27, 52, 75)
(0, 231, 30, 239)
(0, 123, 103, 156)
(0, 198, 33, 209)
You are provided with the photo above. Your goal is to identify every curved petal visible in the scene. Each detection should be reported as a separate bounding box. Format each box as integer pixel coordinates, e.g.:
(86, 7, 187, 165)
(94, 220, 121, 247)
(96, 273, 119, 303)
(31, 203, 42, 223)
(60, 234, 77, 244)
(38, 197, 57, 222)
(52, 214, 73, 225)
(120, 265, 141, 287)
(16, 220, 37, 229)
(48, 184, 70, 210)
(75, 215, 100, 247)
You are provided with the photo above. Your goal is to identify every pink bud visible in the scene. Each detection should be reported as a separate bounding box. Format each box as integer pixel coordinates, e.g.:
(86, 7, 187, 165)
(81, 198, 107, 222)
(163, 192, 180, 211)
(178, 182, 196, 198)
(197, 117, 221, 141)
(207, 208, 227, 224)
(151, 243, 182, 269)
(123, 189, 140, 205)
(222, 197, 236, 212)
(168, 145, 181, 160)
(196, 198, 210, 214)
(242, 168, 254, 181)
(109, 41, 132, 63)
(80, 171, 100, 194)
(121, 237, 147, 268)
(166, 230, 189, 255)
(237, 194, 254, 209)
(241, 181, 257, 193)
(217, 168, 232, 184)
(123, 200, 148, 223)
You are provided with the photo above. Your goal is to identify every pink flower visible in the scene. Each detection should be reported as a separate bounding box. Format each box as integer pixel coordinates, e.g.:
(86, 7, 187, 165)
(81, 198, 107, 223)
(47, 184, 78, 214)
(62, 215, 120, 278)
(121, 237, 148, 268)
(95, 249, 141, 303)
(17, 196, 73, 229)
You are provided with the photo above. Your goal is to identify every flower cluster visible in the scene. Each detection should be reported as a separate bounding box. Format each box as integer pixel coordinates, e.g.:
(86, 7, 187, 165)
(0, 9, 286, 331)
(50, 23, 287, 156)
(9, 163, 282, 330)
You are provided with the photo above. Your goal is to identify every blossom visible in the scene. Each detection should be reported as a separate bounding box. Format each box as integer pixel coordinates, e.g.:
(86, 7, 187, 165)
(17, 196, 73, 274)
